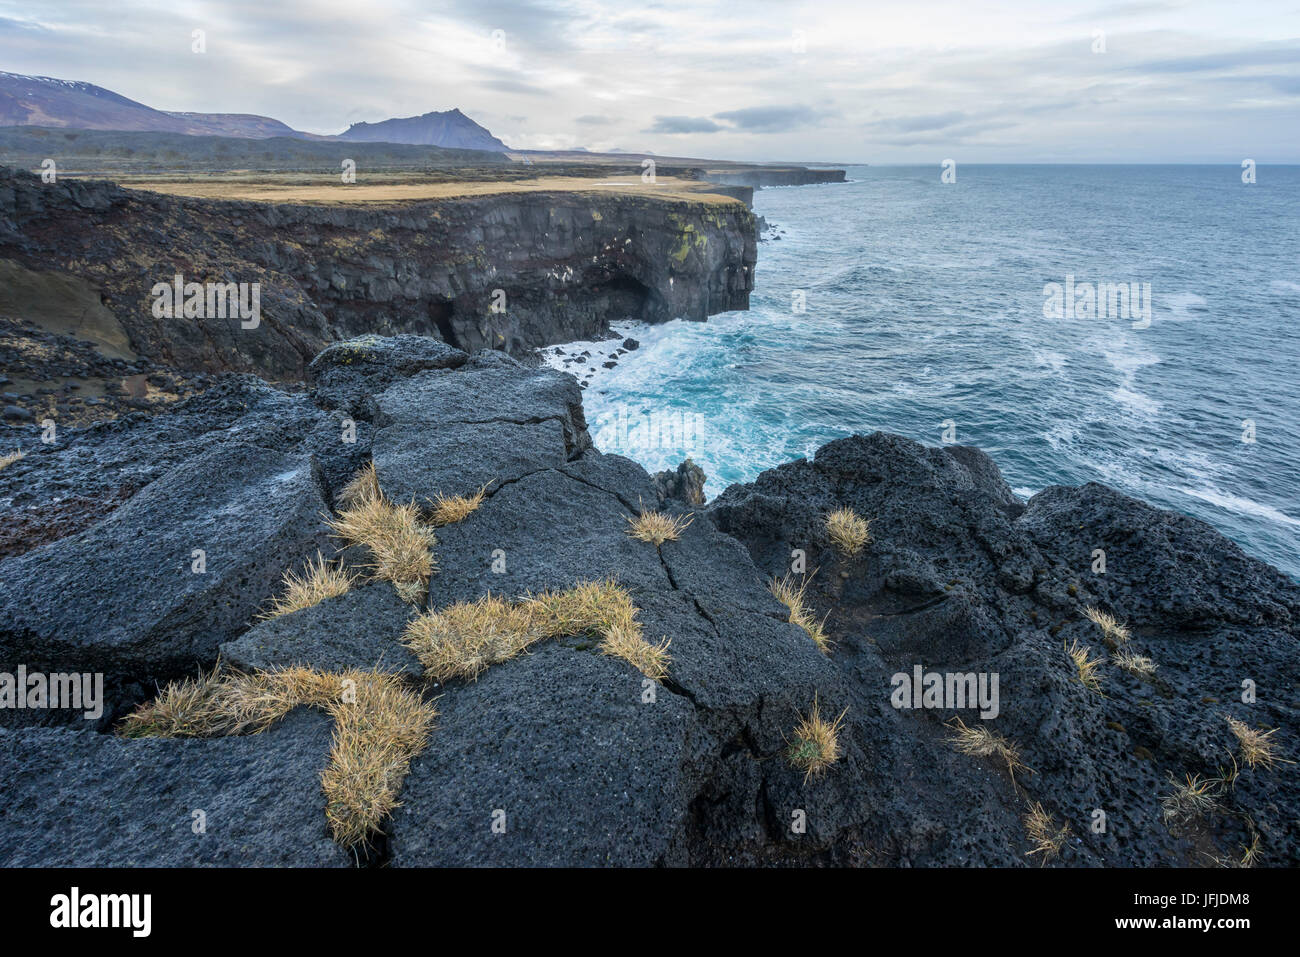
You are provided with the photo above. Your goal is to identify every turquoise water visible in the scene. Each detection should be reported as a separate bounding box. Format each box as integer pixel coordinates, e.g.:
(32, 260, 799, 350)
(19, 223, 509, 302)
(549, 165, 1300, 579)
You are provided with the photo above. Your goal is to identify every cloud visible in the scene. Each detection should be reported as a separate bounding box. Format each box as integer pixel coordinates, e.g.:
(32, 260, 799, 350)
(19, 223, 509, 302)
(1130, 43, 1300, 74)
(2, 0, 1300, 161)
(712, 105, 828, 133)
(866, 111, 968, 133)
(645, 115, 724, 134)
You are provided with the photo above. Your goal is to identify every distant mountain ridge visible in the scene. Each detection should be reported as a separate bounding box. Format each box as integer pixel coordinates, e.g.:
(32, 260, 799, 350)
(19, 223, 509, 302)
(0, 72, 509, 149)
(338, 108, 508, 151)
(0, 72, 305, 138)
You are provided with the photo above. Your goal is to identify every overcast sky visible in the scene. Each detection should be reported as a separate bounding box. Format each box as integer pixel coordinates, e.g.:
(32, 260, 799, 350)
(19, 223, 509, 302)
(3, 0, 1298, 162)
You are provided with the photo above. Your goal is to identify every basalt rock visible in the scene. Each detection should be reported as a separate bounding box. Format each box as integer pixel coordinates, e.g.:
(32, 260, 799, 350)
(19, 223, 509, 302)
(0, 441, 334, 699)
(0, 709, 348, 867)
(1, 336, 1294, 867)
(653, 457, 706, 506)
(0, 167, 756, 378)
(710, 432, 1300, 866)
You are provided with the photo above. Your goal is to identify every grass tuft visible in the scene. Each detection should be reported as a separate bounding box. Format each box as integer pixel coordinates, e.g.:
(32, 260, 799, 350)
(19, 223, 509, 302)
(946, 716, 1030, 783)
(260, 552, 356, 621)
(1223, 713, 1290, 770)
(625, 507, 693, 546)
(403, 593, 541, 682)
(529, 580, 670, 680)
(405, 580, 671, 683)
(1024, 801, 1071, 864)
(1083, 605, 1131, 646)
(787, 695, 847, 783)
(1237, 831, 1262, 868)
(1160, 772, 1222, 825)
(0, 447, 24, 471)
(118, 666, 435, 849)
(1112, 648, 1157, 679)
(769, 574, 830, 653)
(337, 461, 382, 509)
(825, 506, 871, 557)
(328, 478, 434, 602)
(322, 671, 436, 849)
(1066, 638, 1105, 694)
(599, 621, 671, 681)
(427, 483, 490, 526)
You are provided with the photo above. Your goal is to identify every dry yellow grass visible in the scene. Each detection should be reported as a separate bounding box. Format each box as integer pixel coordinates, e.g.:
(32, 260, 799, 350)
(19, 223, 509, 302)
(946, 716, 1030, 783)
(427, 483, 490, 526)
(1024, 801, 1071, 864)
(328, 489, 434, 603)
(1112, 648, 1157, 679)
(1083, 606, 1131, 646)
(0, 447, 24, 471)
(405, 580, 671, 682)
(1223, 714, 1290, 770)
(260, 552, 356, 621)
(625, 508, 693, 546)
(403, 593, 540, 682)
(1161, 772, 1221, 825)
(1066, 638, 1105, 694)
(528, 580, 670, 681)
(337, 461, 382, 509)
(321, 672, 436, 848)
(124, 174, 742, 205)
(599, 621, 672, 681)
(769, 574, 830, 653)
(787, 696, 847, 783)
(118, 665, 435, 848)
(1237, 831, 1262, 868)
(825, 507, 871, 557)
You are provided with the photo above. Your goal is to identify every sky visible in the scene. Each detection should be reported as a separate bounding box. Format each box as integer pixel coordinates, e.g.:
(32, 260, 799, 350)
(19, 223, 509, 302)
(2, 0, 1299, 162)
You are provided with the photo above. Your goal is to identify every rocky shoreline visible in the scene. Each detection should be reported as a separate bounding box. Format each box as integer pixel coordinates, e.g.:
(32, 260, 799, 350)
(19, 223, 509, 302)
(1, 334, 1295, 866)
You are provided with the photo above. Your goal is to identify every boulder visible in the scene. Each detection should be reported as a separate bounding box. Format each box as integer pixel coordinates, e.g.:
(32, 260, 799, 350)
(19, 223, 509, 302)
(221, 583, 421, 677)
(0, 442, 333, 686)
(0, 709, 348, 867)
(369, 359, 591, 504)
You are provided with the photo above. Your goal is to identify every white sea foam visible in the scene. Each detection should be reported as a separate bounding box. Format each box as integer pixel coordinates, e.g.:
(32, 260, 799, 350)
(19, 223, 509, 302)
(1111, 385, 1162, 416)
(1033, 349, 1067, 372)
(1159, 290, 1207, 321)
(1180, 486, 1300, 528)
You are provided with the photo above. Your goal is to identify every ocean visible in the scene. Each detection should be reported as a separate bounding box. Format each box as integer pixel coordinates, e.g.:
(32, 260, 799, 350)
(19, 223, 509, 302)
(545, 165, 1300, 580)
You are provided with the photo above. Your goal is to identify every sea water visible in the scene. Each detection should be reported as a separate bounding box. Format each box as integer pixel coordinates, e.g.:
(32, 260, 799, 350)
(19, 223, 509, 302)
(545, 165, 1300, 579)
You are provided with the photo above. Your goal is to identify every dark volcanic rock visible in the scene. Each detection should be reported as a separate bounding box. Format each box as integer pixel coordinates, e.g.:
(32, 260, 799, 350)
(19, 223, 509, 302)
(221, 584, 421, 677)
(307, 334, 467, 416)
(0, 442, 333, 686)
(653, 457, 706, 506)
(1018, 482, 1299, 628)
(0, 709, 348, 866)
(427, 461, 670, 605)
(389, 643, 695, 866)
(369, 357, 591, 503)
(710, 431, 1300, 866)
(0, 167, 757, 377)
(2, 336, 1295, 868)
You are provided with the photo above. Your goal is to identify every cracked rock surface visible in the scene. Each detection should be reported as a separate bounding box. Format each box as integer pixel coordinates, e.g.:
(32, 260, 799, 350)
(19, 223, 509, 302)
(1, 336, 1295, 866)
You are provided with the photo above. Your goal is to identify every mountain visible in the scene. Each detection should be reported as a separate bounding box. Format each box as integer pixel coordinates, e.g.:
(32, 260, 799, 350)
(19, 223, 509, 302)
(0, 71, 308, 138)
(338, 108, 508, 151)
(1, 72, 509, 149)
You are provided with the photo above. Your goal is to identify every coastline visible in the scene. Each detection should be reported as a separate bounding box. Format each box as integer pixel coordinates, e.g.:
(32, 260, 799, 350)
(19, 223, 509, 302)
(1, 166, 1297, 868)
